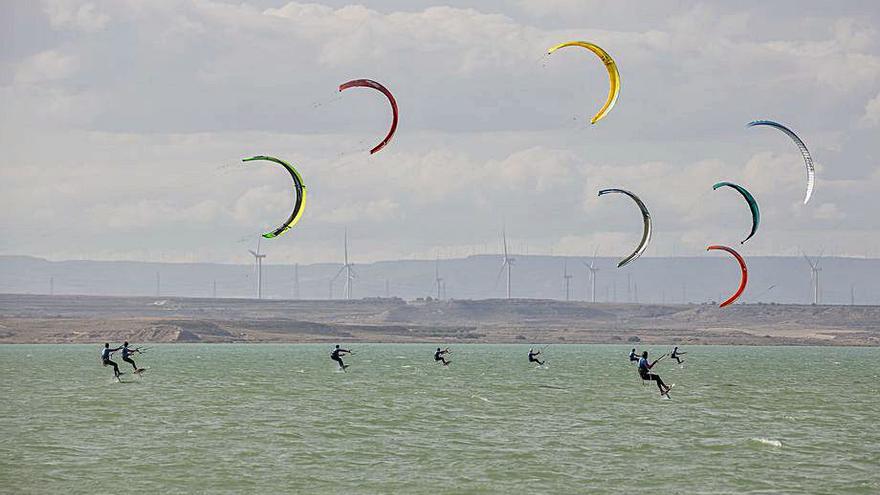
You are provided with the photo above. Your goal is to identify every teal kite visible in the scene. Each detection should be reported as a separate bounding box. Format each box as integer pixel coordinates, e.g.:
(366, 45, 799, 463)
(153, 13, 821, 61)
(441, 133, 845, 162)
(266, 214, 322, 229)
(712, 181, 760, 244)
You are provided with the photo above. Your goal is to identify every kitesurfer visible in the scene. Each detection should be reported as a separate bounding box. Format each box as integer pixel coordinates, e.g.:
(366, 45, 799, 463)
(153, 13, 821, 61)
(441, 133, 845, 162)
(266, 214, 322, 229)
(670, 346, 686, 365)
(101, 343, 122, 378)
(638, 351, 670, 396)
(330, 344, 351, 370)
(528, 348, 545, 366)
(121, 341, 141, 372)
(629, 348, 639, 362)
(434, 347, 450, 366)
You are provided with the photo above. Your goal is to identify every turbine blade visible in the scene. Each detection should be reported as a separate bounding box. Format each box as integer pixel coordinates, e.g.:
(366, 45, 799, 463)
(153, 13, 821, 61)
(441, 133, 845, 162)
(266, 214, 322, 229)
(802, 253, 815, 269)
(493, 263, 506, 290)
(332, 265, 346, 282)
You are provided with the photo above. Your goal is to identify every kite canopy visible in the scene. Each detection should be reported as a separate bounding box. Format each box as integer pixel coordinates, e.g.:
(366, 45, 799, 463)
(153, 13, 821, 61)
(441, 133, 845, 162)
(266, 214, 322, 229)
(712, 181, 760, 244)
(597, 188, 651, 268)
(547, 41, 620, 125)
(339, 79, 399, 154)
(746, 120, 814, 204)
(706, 245, 748, 308)
(242, 155, 307, 239)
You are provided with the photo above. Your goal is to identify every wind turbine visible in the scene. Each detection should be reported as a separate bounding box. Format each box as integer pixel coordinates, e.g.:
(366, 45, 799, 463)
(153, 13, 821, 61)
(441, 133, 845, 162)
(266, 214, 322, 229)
(495, 229, 515, 299)
(582, 247, 600, 303)
(803, 252, 822, 305)
(248, 238, 266, 299)
(331, 230, 356, 300)
(563, 260, 573, 302)
(432, 255, 444, 300)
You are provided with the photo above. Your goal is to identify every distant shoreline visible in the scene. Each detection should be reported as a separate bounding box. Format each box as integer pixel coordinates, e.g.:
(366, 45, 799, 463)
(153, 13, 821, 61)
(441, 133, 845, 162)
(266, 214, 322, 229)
(1, 294, 878, 346)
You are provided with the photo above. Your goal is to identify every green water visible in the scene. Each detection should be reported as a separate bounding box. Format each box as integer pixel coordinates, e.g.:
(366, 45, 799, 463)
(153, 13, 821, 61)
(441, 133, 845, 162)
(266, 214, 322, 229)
(1, 344, 878, 494)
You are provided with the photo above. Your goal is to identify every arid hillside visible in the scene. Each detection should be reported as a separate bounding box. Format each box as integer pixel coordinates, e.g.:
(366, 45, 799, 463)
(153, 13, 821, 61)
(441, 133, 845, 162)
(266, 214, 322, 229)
(1, 294, 878, 345)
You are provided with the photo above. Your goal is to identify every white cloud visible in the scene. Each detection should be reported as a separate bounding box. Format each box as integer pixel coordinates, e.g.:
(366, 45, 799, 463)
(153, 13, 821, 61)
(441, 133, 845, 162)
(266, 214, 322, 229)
(88, 199, 223, 230)
(813, 202, 845, 221)
(14, 50, 80, 83)
(861, 91, 880, 127)
(264, 3, 539, 73)
(1, 1, 878, 263)
(317, 198, 401, 223)
(43, 0, 110, 32)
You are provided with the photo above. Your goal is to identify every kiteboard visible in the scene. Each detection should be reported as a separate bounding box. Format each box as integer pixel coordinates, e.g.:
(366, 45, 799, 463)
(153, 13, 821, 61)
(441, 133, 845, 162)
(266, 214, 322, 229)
(134, 368, 146, 374)
(661, 383, 676, 399)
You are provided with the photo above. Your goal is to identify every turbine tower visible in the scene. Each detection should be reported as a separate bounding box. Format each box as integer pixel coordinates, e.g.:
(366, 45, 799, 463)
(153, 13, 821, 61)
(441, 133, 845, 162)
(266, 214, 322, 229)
(582, 247, 600, 303)
(433, 255, 444, 300)
(803, 252, 822, 305)
(248, 238, 266, 299)
(495, 229, 515, 299)
(331, 230, 356, 300)
(563, 260, 573, 302)
(627, 273, 632, 303)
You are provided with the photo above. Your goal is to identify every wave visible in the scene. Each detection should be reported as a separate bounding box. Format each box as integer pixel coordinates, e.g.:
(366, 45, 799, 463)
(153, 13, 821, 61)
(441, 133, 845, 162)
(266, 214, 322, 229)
(750, 437, 782, 448)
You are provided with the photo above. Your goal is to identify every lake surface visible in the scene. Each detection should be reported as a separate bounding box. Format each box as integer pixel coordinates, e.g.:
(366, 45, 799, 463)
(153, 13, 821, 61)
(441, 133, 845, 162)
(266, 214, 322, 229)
(1, 344, 878, 494)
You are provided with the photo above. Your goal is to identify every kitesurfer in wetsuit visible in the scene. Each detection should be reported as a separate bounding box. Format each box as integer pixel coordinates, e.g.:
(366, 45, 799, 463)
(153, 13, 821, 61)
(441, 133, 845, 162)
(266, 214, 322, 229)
(330, 344, 351, 370)
(434, 347, 450, 366)
(101, 343, 122, 378)
(629, 348, 639, 362)
(121, 341, 141, 372)
(528, 348, 545, 366)
(638, 351, 670, 395)
(670, 346, 685, 364)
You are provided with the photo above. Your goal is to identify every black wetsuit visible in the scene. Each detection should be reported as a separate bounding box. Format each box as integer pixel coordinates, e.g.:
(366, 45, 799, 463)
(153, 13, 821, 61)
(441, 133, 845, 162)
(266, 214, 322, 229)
(330, 348, 348, 368)
(629, 351, 639, 362)
(101, 347, 121, 377)
(121, 345, 138, 371)
(671, 348, 684, 364)
(434, 349, 449, 366)
(528, 351, 544, 366)
(638, 357, 668, 393)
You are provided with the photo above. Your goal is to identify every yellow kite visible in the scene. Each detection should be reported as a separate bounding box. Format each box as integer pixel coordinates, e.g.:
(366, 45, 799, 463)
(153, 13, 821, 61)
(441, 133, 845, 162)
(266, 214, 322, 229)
(547, 41, 620, 125)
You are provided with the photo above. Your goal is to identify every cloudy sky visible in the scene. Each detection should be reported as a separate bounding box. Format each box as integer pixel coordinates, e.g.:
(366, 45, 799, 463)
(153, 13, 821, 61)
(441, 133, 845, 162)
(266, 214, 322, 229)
(2, 0, 879, 265)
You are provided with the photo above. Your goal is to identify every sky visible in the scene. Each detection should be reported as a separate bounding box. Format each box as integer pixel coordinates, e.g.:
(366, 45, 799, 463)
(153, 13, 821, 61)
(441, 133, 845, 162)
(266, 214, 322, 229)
(1, 0, 879, 265)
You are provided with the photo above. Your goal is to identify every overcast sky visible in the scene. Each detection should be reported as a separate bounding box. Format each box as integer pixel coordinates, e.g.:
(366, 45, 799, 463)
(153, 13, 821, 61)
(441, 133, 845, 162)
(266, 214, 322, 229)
(2, 0, 879, 265)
